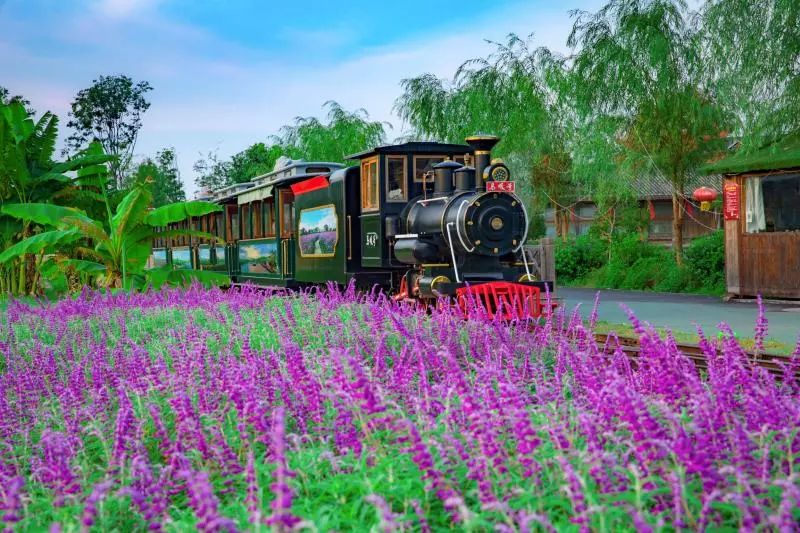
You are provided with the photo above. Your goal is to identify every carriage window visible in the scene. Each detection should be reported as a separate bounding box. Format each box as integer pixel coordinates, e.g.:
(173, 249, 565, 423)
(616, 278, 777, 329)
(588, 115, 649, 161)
(253, 201, 263, 238)
(214, 213, 224, 240)
(280, 190, 295, 238)
(227, 207, 239, 241)
(361, 158, 379, 211)
(414, 156, 445, 183)
(265, 199, 276, 237)
(241, 204, 251, 239)
(386, 156, 407, 202)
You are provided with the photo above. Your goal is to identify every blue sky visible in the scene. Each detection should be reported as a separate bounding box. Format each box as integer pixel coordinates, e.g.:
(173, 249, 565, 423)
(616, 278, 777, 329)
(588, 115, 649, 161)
(1, 0, 603, 195)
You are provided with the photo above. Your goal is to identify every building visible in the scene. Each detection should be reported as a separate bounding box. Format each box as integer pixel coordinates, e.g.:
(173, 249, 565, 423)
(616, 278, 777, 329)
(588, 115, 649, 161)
(704, 134, 800, 299)
(543, 174, 722, 243)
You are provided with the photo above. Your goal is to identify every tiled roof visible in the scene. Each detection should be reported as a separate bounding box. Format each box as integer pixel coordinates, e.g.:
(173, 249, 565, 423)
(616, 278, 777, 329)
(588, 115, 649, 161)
(633, 173, 722, 200)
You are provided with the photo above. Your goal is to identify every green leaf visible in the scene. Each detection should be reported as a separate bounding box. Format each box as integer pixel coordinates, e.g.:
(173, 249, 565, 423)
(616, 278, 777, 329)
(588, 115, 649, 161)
(0, 203, 90, 228)
(60, 259, 107, 273)
(143, 201, 221, 226)
(0, 229, 79, 264)
(111, 185, 152, 238)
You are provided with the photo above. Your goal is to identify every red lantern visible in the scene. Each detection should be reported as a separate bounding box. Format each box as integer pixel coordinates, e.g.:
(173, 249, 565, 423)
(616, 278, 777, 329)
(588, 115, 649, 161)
(692, 186, 717, 212)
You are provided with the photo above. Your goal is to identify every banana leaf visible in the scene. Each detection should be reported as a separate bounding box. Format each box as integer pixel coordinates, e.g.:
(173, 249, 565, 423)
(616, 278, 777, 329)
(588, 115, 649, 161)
(1, 203, 90, 228)
(59, 259, 107, 273)
(144, 201, 222, 226)
(0, 229, 79, 264)
(112, 185, 152, 239)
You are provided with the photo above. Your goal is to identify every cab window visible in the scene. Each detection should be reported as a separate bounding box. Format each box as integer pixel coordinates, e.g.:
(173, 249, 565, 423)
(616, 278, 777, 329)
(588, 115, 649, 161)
(414, 155, 445, 182)
(386, 156, 407, 202)
(361, 158, 379, 211)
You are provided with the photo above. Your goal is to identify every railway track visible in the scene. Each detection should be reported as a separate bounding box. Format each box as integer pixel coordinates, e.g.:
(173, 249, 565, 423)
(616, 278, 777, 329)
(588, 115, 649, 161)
(595, 333, 798, 378)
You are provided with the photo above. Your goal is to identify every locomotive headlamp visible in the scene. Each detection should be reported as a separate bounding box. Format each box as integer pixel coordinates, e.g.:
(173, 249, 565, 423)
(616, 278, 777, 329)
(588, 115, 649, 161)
(483, 162, 511, 182)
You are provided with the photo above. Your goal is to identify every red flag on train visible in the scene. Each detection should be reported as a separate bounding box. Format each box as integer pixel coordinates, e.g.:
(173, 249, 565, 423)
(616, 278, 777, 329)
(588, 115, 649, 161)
(291, 176, 329, 196)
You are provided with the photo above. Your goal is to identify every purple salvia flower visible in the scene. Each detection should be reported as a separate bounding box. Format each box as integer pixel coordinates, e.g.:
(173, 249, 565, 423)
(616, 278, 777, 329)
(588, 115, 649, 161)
(245, 450, 262, 527)
(265, 408, 300, 531)
(365, 494, 400, 532)
(80, 480, 113, 532)
(1, 476, 24, 531)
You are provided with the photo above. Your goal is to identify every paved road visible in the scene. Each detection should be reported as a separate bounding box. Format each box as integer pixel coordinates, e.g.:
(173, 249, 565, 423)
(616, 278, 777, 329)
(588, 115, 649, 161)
(558, 288, 800, 346)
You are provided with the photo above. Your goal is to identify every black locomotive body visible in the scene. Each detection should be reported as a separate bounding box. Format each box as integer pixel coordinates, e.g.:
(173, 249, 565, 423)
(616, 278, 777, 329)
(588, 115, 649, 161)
(153, 135, 554, 319)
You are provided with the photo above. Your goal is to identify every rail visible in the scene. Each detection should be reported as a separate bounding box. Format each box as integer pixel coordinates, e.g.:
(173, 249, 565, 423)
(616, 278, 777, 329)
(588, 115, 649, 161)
(595, 333, 798, 378)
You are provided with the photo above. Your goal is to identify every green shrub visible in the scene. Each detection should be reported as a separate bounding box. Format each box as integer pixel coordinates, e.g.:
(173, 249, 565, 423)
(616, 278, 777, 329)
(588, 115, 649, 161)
(654, 263, 693, 293)
(684, 230, 725, 289)
(555, 235, 607, 281)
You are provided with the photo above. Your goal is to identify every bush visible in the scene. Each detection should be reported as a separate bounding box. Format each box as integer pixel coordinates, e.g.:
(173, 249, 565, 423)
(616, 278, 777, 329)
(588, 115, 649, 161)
(555, 235, 607, 281)
(684, 230, 725, 290)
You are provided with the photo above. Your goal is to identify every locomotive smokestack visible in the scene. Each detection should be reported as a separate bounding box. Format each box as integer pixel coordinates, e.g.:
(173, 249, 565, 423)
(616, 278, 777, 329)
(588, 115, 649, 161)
(432, 160, 460, 197)
(465, 134, 500, 192)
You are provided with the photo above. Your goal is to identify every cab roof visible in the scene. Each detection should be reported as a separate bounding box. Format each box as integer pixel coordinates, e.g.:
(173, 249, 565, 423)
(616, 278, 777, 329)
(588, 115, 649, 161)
(347, 141, 472, 160)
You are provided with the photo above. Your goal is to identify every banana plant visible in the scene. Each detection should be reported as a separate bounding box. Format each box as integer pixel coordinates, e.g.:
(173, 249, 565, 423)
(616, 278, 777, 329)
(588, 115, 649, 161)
(0, 182, 227, 291)
(1, 101, 115, 294)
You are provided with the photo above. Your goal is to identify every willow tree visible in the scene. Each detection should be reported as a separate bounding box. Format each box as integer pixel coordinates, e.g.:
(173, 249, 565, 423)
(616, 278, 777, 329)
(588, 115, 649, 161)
(569, 0, 728, 262)
(277, 101, 388, 163)
(395, 35, 593, 240)
(702, 0, 800, 147)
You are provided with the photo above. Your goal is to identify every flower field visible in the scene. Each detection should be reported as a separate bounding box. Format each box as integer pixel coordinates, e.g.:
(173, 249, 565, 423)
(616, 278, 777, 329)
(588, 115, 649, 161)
(1, 285, 799, 532)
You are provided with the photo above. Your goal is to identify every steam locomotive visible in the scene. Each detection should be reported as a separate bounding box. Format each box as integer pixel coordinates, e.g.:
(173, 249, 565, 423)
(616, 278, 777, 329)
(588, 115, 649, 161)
(151, 135, 553, 319)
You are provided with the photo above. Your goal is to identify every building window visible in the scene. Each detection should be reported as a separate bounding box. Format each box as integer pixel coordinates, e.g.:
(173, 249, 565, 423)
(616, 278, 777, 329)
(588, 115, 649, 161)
(746, 173, 800, 233)
(414, 156, 445, 183)
(386, 156, 407, 202)
(361, 158, 379, 211)
(241, 204, 251, 240)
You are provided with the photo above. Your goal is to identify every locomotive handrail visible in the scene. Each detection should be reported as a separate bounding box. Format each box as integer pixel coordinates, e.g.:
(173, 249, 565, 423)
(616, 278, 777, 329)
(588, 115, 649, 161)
(512, 193, 528, 253)
(346, 216, 352, 260)
(455, 199, 475, 252)
(445, 222, 462, 283)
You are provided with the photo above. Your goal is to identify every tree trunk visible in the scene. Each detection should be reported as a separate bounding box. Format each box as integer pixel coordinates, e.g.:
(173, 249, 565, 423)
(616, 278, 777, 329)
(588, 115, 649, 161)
(555, 204, 571, 241)
(671, 188, 684, 265)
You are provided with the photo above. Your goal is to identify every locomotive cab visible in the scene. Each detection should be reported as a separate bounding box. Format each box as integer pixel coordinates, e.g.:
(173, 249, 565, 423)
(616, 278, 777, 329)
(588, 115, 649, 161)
(347, 141, 473, 269)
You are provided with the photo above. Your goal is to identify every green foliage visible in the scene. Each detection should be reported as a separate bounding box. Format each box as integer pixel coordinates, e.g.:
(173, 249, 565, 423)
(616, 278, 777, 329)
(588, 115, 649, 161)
(569, 0, 730, 257)
(194, 102, 387, 191)
(684, 230, 725, 290)
(278, 101, 387, 163)
(560, 231, 725, 295)
(129, 148, 186, 207)
(701, 0, 800, 149)
(66, 75, 153, 188)
(555, 234, 606, 281)
(1, 180, 223, 290)
(143, 200, 222, 226)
